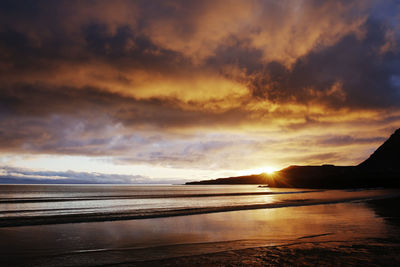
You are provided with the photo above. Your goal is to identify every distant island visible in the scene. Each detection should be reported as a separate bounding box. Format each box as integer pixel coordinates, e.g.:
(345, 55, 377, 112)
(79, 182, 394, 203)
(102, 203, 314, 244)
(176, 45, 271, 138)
(186, 129, 400, 188)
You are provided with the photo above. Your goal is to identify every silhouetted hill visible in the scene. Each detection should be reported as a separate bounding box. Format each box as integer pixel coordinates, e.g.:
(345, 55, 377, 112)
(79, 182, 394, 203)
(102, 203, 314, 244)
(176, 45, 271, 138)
(359, 128, 400, 171)
(186, 128, 400, 188)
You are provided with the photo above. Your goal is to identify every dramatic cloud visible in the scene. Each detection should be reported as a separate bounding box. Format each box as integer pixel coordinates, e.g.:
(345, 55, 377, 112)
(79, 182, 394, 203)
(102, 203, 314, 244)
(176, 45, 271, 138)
(0, 0, 399, 181)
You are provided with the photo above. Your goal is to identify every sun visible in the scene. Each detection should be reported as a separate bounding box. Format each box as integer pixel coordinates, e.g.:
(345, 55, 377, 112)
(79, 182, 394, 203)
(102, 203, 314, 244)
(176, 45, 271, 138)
(237, 166, 279, 176)
(263, 166, 278, 175)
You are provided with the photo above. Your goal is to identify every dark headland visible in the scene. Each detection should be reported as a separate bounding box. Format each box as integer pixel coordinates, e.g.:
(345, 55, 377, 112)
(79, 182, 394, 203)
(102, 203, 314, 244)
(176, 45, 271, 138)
(186, 128, 400, 188)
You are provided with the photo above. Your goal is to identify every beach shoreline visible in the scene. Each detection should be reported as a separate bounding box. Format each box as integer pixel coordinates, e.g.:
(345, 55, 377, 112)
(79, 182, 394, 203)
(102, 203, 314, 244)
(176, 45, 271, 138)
(119, 239, 400, 267)
(129, 197, 400, 266)
(2, 186, 398, 228)
(2, 195, 400, 267)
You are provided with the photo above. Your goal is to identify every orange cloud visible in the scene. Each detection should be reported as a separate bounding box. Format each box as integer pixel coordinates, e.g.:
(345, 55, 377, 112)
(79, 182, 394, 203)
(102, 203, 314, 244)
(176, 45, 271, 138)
(0, 0, 399, 177)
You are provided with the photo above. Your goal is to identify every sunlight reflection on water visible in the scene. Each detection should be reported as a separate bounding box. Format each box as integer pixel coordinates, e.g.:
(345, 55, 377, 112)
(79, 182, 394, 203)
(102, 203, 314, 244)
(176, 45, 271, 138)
(1, 185, 399, 266)
(0, 200, 397, 266)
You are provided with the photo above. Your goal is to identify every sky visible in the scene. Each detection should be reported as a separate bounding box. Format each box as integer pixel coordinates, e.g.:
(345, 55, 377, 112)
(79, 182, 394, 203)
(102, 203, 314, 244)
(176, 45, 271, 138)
(1, 0, 400, 184)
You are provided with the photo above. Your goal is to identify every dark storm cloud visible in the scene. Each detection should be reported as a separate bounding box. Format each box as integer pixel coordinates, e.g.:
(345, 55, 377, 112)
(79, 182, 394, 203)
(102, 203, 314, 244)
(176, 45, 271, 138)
(1, 0, 398, 110)
(0, 21, 184, 77)
(0, 83, 248, 126)
(238, 19, 400, 109)
(0, 0, 399, 171)
(0, 83, 252, 155)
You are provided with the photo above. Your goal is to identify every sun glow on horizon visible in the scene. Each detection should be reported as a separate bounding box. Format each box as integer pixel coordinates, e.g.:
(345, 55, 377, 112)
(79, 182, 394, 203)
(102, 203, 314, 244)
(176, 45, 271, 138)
(263, 166, 279, 175)
(238, 166, 279, 176)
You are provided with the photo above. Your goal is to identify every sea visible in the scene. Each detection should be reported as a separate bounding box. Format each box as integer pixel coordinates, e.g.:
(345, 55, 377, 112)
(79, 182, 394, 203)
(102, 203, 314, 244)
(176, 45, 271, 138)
(1, 184, 400, 266)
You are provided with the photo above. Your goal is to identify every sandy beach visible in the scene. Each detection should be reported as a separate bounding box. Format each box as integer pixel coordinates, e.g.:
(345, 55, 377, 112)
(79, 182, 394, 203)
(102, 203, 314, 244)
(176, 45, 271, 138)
(1, 187, 400, 267)
(2, 1, 400, 266)
(129, 241, 400, 267)
(131, 197, 400, 267)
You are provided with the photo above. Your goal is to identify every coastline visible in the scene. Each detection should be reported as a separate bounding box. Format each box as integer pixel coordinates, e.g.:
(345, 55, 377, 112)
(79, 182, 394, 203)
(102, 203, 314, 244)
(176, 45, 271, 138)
(120, 240, 400, 266)
(2, 188, 399, 227)
(2, 195, 400, 267)
(130, 197, 400, 267)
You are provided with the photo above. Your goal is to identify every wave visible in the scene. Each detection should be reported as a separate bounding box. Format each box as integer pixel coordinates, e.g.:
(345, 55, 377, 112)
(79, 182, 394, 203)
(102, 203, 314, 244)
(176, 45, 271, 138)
(0, 190, 320, 204)
(1, 193, 398, 228)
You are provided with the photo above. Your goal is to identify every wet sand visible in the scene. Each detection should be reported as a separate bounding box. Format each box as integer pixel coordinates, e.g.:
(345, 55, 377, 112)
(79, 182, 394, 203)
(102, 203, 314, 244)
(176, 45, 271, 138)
(126, 241, 400, 267)
(131, 197, 400, 266)
(2, 196, 400, 266)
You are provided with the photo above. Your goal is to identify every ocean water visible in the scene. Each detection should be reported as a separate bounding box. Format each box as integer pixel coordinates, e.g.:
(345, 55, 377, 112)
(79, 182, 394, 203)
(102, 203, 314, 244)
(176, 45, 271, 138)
(1, 185, 400, 266)
(1, 184, 398, 226)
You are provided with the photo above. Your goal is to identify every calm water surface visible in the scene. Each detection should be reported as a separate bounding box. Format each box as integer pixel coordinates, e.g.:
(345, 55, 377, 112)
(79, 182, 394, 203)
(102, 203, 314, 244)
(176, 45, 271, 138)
(1, 185, 399, 266)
